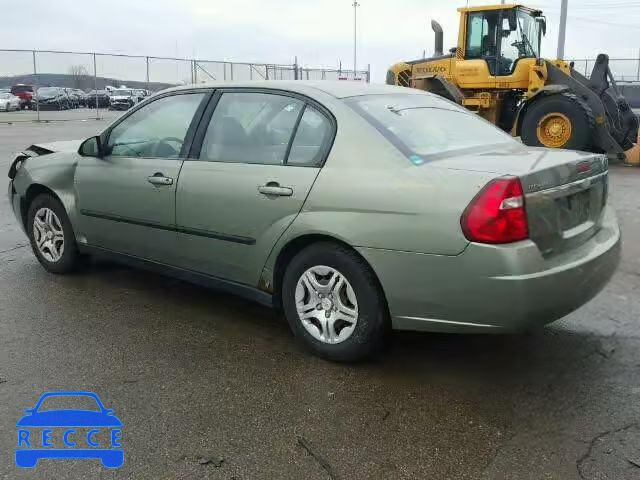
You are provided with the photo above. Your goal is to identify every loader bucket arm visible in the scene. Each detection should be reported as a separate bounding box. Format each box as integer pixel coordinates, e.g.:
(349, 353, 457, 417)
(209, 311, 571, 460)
(546, 54, 639, 162)
(584, 55, 639, 152)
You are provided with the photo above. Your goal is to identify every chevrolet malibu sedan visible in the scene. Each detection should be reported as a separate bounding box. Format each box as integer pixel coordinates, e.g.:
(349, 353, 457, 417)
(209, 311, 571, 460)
(7, 81, 621, 361)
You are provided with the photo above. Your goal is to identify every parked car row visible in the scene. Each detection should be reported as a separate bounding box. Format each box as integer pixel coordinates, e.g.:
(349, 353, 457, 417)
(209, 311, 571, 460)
(0, 84, 151, 112)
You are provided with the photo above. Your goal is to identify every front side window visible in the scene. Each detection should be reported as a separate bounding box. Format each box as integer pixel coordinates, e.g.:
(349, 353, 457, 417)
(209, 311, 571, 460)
(107, 93, 205, 158)
(346, 94, 515, 160)
(200, 92, 303, 165)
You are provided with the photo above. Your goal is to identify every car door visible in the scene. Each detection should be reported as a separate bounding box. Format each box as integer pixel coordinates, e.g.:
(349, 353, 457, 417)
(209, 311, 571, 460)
(175, 90, 335, 285)
(75, 90, 209, 262)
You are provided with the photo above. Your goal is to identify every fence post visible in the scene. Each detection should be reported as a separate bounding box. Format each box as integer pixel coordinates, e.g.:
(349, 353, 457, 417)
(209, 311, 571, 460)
(636, 49, 640, 81)
(294, 57, 299, 80)
(230, 62, 234, 81)
(367, 63, 371, 83)
(32, 50, 40, 122)
(265, 65, 269, 80)
(145, 56, 150, 91)
(93, 53, 99, 119)
(193, 60, 198, 84)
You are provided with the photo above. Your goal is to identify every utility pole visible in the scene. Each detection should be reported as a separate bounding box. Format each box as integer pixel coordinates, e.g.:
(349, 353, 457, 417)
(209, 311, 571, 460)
(353, 1, 360, 77)
(557, 0, 568, 59)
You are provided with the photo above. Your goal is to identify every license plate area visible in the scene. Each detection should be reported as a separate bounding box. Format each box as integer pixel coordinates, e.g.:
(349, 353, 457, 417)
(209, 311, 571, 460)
(557, 189, 591, 230)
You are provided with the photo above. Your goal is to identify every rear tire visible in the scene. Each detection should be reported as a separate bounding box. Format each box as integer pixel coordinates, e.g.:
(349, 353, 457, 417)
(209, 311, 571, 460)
(521, 93, 595, 151)
(281, 242, 389, 362)
(27, 193, 80, 274)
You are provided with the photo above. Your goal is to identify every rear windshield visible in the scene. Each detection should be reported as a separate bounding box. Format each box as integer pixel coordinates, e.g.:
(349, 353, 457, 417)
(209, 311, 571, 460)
(113, 90, 132, 96)
(11, 85, 33, 93)
(345, 94, 515, 160)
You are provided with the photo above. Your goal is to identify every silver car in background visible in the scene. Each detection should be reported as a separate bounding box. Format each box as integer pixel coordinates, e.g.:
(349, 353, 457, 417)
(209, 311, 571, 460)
(0, 92, 21, 111)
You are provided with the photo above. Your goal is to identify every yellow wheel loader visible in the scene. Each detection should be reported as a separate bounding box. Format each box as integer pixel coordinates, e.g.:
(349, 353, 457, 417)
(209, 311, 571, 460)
(386, 4, 640, 164)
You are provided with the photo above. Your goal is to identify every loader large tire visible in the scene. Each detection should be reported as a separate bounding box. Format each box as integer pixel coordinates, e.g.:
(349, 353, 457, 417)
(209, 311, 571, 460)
(521, 93, 595, 151)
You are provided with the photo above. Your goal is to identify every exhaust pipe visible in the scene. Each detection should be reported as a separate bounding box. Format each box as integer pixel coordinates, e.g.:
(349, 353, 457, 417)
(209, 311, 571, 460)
(431, 20, 443, 56)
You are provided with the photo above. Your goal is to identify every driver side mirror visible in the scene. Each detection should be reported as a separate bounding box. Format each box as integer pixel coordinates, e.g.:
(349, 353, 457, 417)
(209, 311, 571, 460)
(78, 135, 102, 158)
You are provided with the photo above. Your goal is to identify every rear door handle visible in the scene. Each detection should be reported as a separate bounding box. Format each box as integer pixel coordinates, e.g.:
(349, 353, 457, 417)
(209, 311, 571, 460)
(258, 183, 293, 197)
(147, 173, 173, 186)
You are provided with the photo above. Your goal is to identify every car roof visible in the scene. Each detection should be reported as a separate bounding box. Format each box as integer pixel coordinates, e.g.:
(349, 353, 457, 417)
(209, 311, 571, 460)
(164, 80, 426, 99)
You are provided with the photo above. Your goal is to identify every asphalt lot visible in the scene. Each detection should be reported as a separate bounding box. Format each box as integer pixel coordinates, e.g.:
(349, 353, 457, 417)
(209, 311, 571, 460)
(1, 119, 640, 480)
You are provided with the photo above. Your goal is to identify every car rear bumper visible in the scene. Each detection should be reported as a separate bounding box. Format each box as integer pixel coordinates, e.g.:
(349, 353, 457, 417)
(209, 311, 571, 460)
(357, 206, 621, 333)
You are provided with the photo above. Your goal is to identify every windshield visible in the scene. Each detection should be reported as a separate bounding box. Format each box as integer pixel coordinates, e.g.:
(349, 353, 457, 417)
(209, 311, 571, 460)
(0, 93, 10, 99)
(113, 90, 132, 96)
(346, 94, 515, 160)
(37, 87, 59, 96)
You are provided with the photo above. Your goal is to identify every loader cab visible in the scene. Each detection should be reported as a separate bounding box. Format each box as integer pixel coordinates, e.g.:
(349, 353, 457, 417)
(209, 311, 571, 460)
(457, 5, 544, 82)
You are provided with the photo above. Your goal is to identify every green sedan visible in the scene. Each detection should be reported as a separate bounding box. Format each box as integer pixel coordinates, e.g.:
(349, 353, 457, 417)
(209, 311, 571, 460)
(7, 81, 621, 361)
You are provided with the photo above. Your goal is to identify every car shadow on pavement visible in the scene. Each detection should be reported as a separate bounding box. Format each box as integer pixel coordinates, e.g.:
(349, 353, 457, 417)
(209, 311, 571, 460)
(90, 259, 608, 382)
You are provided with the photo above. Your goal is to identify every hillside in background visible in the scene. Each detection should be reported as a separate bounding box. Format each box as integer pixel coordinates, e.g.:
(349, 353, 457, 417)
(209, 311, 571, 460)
(0, 73, 175, 92)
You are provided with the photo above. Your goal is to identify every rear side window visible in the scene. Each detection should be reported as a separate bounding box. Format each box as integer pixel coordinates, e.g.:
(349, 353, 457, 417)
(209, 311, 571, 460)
(287, 106, 332, 166)
(346, 94, 515, 160)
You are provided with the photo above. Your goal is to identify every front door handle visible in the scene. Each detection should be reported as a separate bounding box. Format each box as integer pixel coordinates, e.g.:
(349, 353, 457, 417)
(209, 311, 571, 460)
(147, 173, 173, 186)
(258, 183, 293, 197)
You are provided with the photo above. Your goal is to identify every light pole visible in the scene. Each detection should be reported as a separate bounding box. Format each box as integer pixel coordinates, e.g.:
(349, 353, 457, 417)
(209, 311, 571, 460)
(557, 0, 568, 59)
(353, 1, 360, 77)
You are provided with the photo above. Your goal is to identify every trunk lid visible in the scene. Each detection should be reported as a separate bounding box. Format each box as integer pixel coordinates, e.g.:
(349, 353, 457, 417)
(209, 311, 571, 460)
(427, 144, 609, 255)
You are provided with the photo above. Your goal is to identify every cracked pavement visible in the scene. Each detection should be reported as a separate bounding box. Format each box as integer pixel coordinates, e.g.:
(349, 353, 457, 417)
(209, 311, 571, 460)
(1, 119, 640, 479)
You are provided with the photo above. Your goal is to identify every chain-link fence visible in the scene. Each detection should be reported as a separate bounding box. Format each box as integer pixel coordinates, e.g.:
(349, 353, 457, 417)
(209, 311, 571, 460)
(0, 49, 370, 123)
(569, 58, 640, 82)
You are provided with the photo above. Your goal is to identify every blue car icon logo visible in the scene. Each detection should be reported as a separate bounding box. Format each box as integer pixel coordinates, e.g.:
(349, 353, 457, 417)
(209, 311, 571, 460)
(16, 391, 123, 468)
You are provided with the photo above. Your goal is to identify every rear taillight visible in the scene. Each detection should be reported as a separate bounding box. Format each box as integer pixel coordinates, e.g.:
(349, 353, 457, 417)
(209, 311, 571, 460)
(461, 176, 529, 244)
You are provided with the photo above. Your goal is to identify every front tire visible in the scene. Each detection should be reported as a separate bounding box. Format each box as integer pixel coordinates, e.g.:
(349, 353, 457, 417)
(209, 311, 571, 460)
(521, 93, 595, 151)
(27, 193, 79, 274)
(281, 242, 388, 362)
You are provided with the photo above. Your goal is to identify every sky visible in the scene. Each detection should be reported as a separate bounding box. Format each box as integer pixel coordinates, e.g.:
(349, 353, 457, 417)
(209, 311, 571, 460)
(2, 0, 640, 83)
